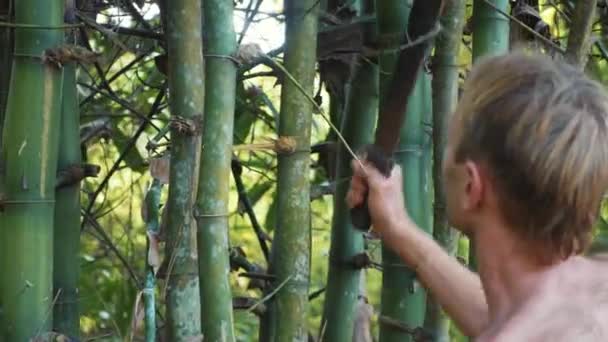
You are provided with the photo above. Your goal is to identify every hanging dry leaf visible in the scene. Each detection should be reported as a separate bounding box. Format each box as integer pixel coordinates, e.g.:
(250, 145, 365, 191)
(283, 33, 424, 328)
(147, 231, 162, 274)
(352, 298, 374, 342)
(236, 43, 264, 64)
(129, 290, 145, 341)
(150, 156, 171, 184)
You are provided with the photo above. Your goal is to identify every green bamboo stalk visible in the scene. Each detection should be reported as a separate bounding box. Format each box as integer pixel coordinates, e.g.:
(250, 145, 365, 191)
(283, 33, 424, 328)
(565, 0, 597, 68)
(424, 0, 466, 340)
(472, 0, 510, 60)
(0, 0, 64, 340)
(0, 0, 12, 144)
(52, 63, 81, 339)
(320, 1, 379, 340)
(163, 0, 204, 340)
(376, 2, 434, 341)
(144, 179, 162, 342)
(380, 73, 434, 342)
(52, 4, 80, 336)
(261, 0, 319, 340)
(194, 0, 237, 341)
(469, 0, 510, 270)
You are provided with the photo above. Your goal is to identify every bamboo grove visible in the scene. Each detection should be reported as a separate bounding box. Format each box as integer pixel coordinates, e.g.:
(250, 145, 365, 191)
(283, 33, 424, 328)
(0, 0, 604, 341)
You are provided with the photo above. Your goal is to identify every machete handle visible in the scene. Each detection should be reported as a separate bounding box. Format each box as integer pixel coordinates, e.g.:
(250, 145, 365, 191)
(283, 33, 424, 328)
(350, 144, 394, 231)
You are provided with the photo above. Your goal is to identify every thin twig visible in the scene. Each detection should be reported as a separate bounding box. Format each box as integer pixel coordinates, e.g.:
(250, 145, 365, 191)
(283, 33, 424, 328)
(80, 49, 153, 107)
(82, 212, 141, 287)
(264, 56, 363, 168)
(78, 82, 162, 131)
(231, 158, 271, 261)
(81, 88, 165, 230)
(247, 275, 293, 313)
(34, 289, 62, 339)
(238, 0, 264, 44)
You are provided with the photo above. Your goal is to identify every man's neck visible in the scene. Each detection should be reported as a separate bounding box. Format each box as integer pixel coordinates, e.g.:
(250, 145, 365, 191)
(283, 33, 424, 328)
(473, 222, 558, 323)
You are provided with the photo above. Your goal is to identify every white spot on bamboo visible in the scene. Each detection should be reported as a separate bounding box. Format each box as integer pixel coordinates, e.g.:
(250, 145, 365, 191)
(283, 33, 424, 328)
(40, 69, 54, 197)
(18, 140, 27, 156)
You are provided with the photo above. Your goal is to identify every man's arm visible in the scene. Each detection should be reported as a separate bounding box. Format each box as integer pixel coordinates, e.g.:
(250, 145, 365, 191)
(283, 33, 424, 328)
(384, 214, 488, 337)
(347, 160, 488, 337)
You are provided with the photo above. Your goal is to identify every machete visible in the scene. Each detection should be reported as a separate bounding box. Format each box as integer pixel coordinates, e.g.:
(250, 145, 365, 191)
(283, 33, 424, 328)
(351, 0, 444, 231)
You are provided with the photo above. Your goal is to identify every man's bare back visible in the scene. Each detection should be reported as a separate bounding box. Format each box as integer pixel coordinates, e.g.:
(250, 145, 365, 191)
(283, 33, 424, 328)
(480, 256, 608, 341)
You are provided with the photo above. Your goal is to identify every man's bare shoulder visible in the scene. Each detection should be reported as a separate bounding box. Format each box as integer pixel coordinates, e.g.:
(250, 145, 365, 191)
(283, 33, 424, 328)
(492, 257, 608, 341)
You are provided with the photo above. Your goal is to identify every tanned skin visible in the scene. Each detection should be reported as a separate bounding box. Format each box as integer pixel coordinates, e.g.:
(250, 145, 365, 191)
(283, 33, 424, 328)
(346, 113, 608, 341)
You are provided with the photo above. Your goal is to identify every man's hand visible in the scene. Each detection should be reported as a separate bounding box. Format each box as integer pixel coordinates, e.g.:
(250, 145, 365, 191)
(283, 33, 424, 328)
(346, 159, 411, 239)
(346, 157, 490, 337)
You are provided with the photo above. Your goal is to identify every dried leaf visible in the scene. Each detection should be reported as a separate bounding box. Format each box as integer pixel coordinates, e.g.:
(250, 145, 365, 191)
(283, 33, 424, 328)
(129, 290, 145, 341)
(236, 43, 264, 64)
(147, 232, 162, 274)
(150, 156, 170, 184)
(352, 298, 374, 342)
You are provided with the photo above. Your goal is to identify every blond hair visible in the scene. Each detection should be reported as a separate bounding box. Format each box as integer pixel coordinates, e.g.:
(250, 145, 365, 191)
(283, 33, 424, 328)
(455, 52, 608, 260)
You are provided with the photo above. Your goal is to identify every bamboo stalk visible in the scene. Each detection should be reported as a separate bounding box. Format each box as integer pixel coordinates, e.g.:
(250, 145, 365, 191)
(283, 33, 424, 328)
(163, 0, 204, 339)
(0, 0, 12, 144)
(0, 0, 65, 340)
(144, 179, 162, 342)
(52, 62, 81, 340)
(52, 3, 81, 337)
(469, 0, 510, 271)
(194, 0, 238, 340)
(260, 0, 319, 340)
(424, 0, 466, 340)
(376, 2, 435, 341)
(320, 0, 379, 340)
(565, 0, 597, 68)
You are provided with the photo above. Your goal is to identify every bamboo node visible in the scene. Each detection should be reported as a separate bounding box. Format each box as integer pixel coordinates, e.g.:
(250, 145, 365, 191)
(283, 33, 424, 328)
(56, 163, 101, 189)
(169, 116, 201, 136)
(205, 53, 242, 66)
(275, 136, 297, 154)
(377, 316, 434, 342)
(192, 207, 230, 219)
(236, 43, 265, 64)
(43, 45, 101, 68)
(232, 136, 302, 154)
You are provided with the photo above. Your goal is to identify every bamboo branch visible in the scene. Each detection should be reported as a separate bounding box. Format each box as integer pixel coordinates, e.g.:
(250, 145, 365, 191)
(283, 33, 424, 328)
(231, 158, 271, 261)
(82, 212, 141, 287)
(81, 88, 165, 229)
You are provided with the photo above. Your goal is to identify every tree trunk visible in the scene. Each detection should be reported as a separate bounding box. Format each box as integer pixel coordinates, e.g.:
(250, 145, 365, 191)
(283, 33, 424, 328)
(565, 0, 597, 68)
(163, 0, 204, 340)
(321, 0, 379, 339)
(194, 0, 238, 341)
(424, 0, 466, 340)
(0, 0, 64, 340)
(469, 0, 510, 270)
(261, 0, 319, 340)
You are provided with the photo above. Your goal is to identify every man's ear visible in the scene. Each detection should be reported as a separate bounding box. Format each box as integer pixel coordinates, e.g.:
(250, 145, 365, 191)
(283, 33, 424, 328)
(463, 160, 483, 210)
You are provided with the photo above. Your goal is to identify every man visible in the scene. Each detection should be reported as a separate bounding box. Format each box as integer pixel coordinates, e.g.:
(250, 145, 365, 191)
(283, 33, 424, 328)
(347, 52, 608, 341)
